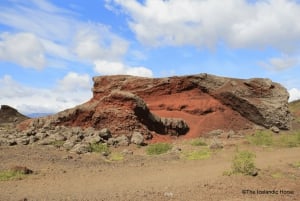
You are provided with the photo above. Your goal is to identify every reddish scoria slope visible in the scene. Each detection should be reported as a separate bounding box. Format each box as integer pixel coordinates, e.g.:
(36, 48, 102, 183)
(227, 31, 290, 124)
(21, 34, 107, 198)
(144, 88, 254, 139)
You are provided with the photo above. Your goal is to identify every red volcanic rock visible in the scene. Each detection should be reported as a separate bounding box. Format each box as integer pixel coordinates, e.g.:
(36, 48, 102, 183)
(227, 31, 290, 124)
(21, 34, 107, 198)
(19, 74, 291, 140)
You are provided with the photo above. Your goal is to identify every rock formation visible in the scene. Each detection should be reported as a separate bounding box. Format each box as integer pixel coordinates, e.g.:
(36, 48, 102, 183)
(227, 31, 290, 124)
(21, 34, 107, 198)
(17, 73, 291, 142)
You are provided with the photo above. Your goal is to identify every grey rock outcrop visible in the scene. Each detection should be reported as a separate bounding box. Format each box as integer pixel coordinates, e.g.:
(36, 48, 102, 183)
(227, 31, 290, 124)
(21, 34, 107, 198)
(189, 74, 291, 129)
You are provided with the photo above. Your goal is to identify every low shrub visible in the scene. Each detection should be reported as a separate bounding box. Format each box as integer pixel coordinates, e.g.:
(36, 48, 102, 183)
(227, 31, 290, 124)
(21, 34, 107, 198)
(248, 130, 300, 148)
(183, 150, 211, 160)
(291, 161, 300, 169)
(109, 153, 124, 161)
(190, 138, 207, 146)
(90, 143, 110, 154)
(231, 150, 257, 176)
(0, 166, 32, 181)
(0, 170, 25, 181)
(146, 143, 172, 155)
(271, 172, 284, 179)
(277, 132, 300, 148)
(247, 131, 273, 146)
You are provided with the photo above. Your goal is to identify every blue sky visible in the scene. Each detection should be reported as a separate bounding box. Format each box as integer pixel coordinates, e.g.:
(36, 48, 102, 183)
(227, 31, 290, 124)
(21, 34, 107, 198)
(1, 0, 300, 114)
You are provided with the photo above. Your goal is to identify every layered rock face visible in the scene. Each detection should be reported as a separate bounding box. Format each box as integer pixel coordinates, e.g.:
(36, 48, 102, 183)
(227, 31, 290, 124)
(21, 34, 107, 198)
(18, 73, 291, 141)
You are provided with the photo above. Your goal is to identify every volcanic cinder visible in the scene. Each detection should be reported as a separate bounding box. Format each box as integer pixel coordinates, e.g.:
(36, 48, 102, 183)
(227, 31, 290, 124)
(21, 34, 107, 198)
(18, 73, 291, 140)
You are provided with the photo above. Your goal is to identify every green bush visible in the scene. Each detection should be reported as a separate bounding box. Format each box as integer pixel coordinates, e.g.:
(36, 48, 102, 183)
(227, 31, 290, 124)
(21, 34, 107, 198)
(273, 132, 300, 148)
(278, 134, 299, 148)
(109, 153, 124, 161)
(231, 150, 257, 176)
(247, 131, 273, 146)
(90, 143, 110, 153)
(190, 138, 207, 146)
(0, 170, 25, 181)
(248, 130, 300, 148)
(183, 150, 211, 160)
(291, 161, 300, 168)
(146, 143, 172, 155)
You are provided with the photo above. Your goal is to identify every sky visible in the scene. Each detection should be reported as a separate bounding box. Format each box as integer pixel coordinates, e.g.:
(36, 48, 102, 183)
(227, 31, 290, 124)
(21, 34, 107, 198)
(1, 0, 300, 115)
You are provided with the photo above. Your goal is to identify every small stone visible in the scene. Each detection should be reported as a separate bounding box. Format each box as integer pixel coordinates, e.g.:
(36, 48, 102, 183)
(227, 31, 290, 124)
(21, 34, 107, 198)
(84, 127, 96, 136)
(171, 147, 182, 153)
(101, 151, 110, 157)
(0, 138, 7, 146)
(115, 135, 130, 146)
(122, 149, 133, 155)
(25, 129, 36, 136)
(130, 131, 144, 145)
(29, 136, 39, 143)
(270, 126, 280, 133)
(71, 127, 82, 135)
(16, 137, 30, 145)
(63, 140, 75, 150)
(98, 128, 112, 140)
(207, 129, 224, 136)
(69, 134, 84, 143)
(38, 138, 54, 145)
(164, 192, 174, 198)
(84, 136, 102, 144)
(36, 132, 48, 140)
(209, 138, 224, 150)
(54, 134, 67, 141)
(8, 139, 17, 146)
(220, 130, 234, 139)
(10, 166, 33, 174)
(63, 155, 73, 160)
(70, 143, 91, 154)
(107, 138, 117, 146)
(251, 170, 258, 177)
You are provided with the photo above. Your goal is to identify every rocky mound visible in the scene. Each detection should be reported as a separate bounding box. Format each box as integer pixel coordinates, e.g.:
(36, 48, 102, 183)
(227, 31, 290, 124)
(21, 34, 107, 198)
(0, 105, 29, 124)
(17, 73, 291, 143)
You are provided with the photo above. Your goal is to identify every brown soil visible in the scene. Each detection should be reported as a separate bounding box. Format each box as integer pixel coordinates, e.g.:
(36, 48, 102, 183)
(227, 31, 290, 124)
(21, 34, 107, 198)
(1, 137, 299, 201)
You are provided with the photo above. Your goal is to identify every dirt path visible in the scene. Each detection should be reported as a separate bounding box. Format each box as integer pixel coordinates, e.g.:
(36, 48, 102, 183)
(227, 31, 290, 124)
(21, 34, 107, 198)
(1, 144, 300, 201)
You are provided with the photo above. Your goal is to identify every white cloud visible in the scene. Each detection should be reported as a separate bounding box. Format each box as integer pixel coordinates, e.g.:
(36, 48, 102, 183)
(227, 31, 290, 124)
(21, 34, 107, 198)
(130, 50, 147, 61)
(0, 32, 46, 69)
(0, 75, 35, 98)
(0, 0, 130, 69)
(73, 24, 129, 61)
(58, 72, 91, 91)
(260, 55, 298, 71)
(109, 0, 300, 51)
(94, 60, 153, 77)
(0, 74, 92, 114)
(0, 0, 153, 114)
(0, 0, 75, 42)
(289, 88, 300, 102)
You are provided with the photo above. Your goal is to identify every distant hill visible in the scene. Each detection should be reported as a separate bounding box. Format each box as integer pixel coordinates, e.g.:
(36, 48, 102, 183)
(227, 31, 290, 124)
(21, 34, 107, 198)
(26, 113, 53, 118)
(0, 105, 29, 124)
(289, 99, 300, 129)
(289, 99, 300, 118)
(289, 99, 300, 113)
